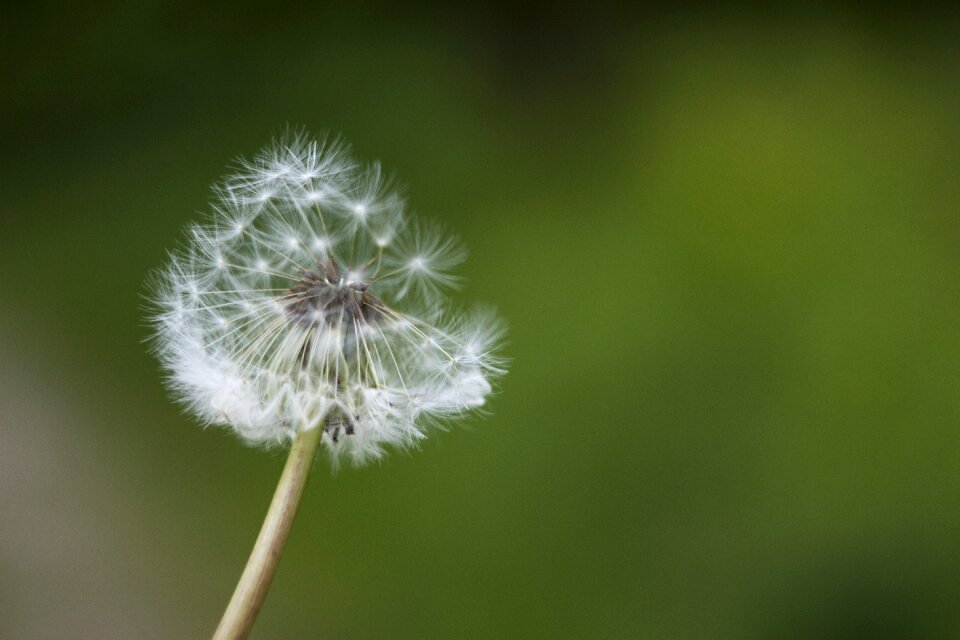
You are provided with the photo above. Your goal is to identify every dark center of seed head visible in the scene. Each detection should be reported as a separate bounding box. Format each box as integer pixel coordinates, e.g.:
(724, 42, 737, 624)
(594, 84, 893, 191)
(285, 257, 383, 328)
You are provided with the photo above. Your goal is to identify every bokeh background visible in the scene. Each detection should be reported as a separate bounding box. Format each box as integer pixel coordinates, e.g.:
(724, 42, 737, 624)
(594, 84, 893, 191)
(3, 3, 960, 638)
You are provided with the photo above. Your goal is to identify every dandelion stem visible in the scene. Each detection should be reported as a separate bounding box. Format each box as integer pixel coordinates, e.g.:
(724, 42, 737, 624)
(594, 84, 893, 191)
(213, 426, 323, 640)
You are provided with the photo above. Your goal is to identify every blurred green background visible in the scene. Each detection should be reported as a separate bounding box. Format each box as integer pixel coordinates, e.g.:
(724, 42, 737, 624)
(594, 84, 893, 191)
(3, 3, 960, 638)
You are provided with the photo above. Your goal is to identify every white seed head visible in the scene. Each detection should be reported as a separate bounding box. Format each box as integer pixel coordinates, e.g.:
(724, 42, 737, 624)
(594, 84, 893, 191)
(149, 132, 505, 467)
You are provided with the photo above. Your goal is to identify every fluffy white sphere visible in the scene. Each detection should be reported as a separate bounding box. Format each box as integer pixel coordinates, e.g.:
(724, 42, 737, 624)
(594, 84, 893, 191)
(150, 132, 505, 466)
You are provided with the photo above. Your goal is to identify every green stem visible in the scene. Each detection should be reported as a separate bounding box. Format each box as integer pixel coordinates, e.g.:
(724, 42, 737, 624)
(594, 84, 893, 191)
(213, 426, 323, 640)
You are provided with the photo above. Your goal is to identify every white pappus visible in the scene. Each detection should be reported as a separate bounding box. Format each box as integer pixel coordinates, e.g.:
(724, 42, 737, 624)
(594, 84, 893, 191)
(149, 132, 505, 466)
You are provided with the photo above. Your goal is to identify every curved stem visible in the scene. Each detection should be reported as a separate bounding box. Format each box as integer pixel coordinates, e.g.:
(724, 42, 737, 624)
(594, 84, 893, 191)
(213, 426, 323, 640)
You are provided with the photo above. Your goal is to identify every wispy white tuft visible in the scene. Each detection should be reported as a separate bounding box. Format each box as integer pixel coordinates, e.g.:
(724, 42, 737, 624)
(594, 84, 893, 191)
(149, 132, 505, 467)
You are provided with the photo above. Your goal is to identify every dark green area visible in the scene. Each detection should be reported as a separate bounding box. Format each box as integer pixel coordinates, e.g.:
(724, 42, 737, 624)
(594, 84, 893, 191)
(2, 5, 960, 639)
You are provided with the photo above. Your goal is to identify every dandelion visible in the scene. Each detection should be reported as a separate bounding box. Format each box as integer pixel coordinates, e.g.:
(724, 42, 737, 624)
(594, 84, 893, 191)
(148, 131, 505, 638)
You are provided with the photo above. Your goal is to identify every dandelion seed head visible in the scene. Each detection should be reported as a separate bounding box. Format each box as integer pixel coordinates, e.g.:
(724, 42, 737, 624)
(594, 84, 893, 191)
(149, 131, 505, 466)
